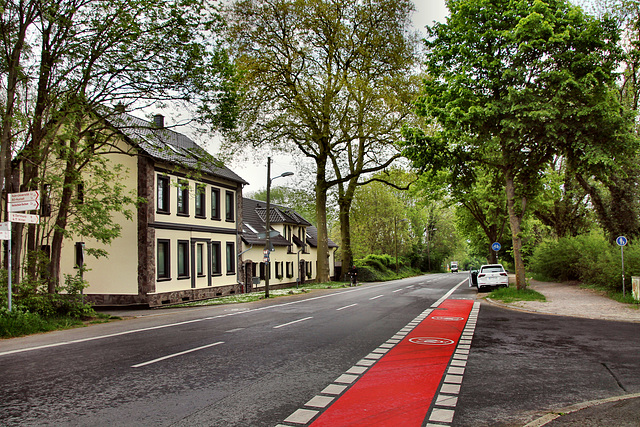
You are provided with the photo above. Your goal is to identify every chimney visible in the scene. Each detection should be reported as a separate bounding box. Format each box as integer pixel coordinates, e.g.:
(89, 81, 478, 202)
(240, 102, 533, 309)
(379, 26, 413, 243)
(154, 114, 165, 128)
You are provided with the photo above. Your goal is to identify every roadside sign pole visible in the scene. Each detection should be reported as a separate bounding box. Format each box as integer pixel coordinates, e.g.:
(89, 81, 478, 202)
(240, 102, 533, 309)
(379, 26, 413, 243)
(622, 245, 625, 298)
(4, 191, 41, 311)
(8, 228, 11, 312)
(0, 222, 11, 311)
(491, 242, 501, 263)
(617, 236, 628, 297)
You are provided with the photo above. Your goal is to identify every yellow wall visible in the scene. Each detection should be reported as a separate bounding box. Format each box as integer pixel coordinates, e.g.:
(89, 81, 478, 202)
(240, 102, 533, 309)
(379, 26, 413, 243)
(59, 141, 139, 295)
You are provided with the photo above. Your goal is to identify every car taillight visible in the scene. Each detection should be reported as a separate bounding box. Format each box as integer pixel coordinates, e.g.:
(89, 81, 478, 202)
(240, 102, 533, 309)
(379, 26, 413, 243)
(500, 273, 507, 276)
(477, 274, 485, 278)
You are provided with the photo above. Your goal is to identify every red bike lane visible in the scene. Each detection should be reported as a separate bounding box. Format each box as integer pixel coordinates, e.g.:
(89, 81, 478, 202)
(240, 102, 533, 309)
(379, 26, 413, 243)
(308, 299, 474, 426)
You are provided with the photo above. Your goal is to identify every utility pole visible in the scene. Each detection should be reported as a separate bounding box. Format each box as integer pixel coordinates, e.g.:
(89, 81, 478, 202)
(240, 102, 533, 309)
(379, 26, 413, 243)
(264, 157, 293, 298)
(265, 157, 272, 298)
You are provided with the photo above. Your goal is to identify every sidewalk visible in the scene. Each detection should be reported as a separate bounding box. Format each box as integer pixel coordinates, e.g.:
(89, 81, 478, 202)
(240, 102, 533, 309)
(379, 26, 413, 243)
(485, 279, 640, 426)
(487, 279, 640, 323)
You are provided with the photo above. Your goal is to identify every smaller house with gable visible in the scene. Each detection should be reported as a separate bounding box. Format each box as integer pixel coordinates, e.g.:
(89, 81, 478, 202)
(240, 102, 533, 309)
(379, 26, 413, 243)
(240, 198, 338, 291)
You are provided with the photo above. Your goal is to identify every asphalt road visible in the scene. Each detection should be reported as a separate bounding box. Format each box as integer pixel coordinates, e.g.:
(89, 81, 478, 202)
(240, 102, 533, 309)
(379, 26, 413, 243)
(1, 273, 638, 426)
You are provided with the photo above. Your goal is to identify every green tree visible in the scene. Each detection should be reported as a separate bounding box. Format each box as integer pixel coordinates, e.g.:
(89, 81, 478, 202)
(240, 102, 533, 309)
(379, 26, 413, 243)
(448, 167, 510, 264)
(1, 0, 238, 291)
(561, 0, 640, 242)
(347, 168, 459, 271)
(532, 158, 593, 238)
(403, 0, 634, 289)
(223, 0, 420, 281)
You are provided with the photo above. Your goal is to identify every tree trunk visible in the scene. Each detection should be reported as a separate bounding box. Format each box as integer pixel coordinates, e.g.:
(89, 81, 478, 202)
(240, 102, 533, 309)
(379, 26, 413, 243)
(47, 173, 74, 293)
(314, 161, 331, 283)
(505, 171, 527, 290)
(338, 196, 353, 281)
(47, 128, 78, 293)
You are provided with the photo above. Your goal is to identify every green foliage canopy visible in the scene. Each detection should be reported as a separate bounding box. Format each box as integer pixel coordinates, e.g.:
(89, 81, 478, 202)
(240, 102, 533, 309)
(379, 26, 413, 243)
(403, 0, 635, 288)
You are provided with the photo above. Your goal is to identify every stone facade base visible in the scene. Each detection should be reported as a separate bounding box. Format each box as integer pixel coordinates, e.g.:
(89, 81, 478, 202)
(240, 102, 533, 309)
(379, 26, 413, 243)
(85, 283, 244, 308)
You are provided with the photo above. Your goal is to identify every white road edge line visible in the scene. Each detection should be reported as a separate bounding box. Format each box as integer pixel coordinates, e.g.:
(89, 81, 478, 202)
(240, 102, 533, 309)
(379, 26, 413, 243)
(1, 280, 397, 357)
(431, 278, 468, 308)
(131, 341, 224, 368)
(274, 317, 313, 329)
(337, 304, 358, 311)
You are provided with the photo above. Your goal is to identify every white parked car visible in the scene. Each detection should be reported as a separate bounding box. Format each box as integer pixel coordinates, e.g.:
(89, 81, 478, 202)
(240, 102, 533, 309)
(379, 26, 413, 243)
(476, 264, 509, 291)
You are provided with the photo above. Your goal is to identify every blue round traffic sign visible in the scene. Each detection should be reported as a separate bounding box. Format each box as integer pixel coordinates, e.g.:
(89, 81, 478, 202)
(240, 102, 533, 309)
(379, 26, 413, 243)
(491, 242, 501, 251)
(616, 236, 628, 246)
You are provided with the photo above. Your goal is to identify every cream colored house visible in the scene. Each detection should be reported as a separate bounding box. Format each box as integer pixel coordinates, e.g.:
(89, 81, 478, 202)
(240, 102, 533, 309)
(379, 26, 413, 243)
(54, 112, 248, 307)
(240, 198, 338, 291)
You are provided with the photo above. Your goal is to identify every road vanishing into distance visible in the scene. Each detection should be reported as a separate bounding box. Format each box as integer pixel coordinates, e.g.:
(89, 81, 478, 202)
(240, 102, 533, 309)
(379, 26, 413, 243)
(1, 274, 639, 426)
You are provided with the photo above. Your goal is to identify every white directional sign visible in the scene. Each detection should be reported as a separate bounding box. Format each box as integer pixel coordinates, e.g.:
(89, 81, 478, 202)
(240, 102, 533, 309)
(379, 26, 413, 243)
(0, 222, 10, 240)
(8, 191, 40, 203)
(8, 191, 40, 212)
(9, 212, 40, 224)
(8, 200, 39, 212)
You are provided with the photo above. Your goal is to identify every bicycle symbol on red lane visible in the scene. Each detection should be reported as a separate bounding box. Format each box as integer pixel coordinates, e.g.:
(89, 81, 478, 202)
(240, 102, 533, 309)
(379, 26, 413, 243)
(409, 337, 455, 346)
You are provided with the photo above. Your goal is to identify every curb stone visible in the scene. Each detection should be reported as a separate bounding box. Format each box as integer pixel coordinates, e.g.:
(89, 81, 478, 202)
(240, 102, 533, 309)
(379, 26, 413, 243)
(523, 392, 640, 427)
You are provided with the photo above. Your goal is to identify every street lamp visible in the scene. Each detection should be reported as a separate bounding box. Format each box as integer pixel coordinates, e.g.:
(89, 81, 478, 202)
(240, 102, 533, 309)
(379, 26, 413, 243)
(265, 156, 294, 298)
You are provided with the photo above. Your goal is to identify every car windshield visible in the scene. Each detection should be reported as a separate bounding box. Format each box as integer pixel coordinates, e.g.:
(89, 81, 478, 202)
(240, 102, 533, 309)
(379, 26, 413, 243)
(481, 266, 504, 273)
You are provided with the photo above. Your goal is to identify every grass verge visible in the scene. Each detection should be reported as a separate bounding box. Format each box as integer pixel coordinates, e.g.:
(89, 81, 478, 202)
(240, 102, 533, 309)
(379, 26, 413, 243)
(172, 281, 351, 308)
(579, 283, 640, 307)
(0, 310, 114, 338)
(487, 286, 546, 303)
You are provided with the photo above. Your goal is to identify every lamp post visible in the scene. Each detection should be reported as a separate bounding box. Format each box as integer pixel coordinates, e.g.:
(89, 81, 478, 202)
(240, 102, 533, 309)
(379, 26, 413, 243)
(265, 157, 294, 298)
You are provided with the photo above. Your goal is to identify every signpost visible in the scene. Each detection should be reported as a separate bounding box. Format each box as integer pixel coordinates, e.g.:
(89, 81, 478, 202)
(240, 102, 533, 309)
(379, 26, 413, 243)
(617, 236, 628, 297)
(4, 191, 41, 311)
(491, 242, 501, 262)
(9, 213, 40, 224)
(8, 191, 40, 212)
(0, 222, 11, 311)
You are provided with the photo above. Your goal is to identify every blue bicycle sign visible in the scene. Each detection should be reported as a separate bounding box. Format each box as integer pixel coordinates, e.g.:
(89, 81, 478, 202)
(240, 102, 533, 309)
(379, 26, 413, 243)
(616, 236, 628, 246)
(491, 242, 501, 251)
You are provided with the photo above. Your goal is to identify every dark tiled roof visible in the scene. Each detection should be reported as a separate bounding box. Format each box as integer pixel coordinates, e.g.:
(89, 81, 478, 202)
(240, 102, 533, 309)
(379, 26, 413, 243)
(306, 225, 339, 248)
(241, 198, 337, 249)
(106, 112, 248, 185)
(241, 198, 292, 247)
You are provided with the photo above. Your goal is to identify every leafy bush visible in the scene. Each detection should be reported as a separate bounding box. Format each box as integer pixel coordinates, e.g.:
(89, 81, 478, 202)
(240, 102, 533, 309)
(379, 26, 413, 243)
(0, 269, 96, 320)
(529, 232, 638, 293)
(352, 264, 379, 282)
(353, 255, 419, 282)
(359, 254, 396, 271)
(0, 307, 86, 338)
